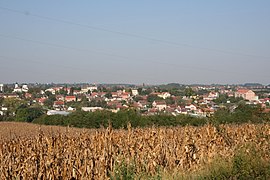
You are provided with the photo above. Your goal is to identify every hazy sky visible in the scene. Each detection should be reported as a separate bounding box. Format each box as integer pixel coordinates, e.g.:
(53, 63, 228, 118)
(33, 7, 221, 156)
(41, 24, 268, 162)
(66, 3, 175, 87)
(0, 1, 269, 85)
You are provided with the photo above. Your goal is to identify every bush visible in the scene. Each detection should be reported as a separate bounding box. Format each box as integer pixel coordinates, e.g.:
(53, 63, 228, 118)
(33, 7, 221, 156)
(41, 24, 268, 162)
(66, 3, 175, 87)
(232, 145, 270, 179)
(200, 144, 270, 179)
(110, 161, 136, 180)
(33, 114, 66, 126)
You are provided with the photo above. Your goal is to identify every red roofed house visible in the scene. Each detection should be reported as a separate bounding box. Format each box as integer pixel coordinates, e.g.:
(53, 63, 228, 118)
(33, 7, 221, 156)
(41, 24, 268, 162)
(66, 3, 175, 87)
(56, 95, 65, 101)
(53, 101, 65, 111)
(90, 92, 99, 98)
(147, 108, 158, 115)
(263, 108, 270, 113)
(111, 92, 119, 98)
(235, 89, 258, 101)
(138, 100, 149, 109)
(152, 101, 167, 111)
(54, 101, 64, 105)
(24, 93, 32, 99)
(53, 101, 65, 110)
(38, 97, 47, 105)
(107, 100, 124, 109)
(120, 92, 130, 99)
(65, 96, 76, 102)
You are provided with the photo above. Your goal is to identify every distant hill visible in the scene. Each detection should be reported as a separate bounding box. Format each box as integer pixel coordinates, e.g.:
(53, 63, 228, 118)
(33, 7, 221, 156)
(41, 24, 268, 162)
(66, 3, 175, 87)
(243, 83, 263, 87)
(159, 83, 185, 89)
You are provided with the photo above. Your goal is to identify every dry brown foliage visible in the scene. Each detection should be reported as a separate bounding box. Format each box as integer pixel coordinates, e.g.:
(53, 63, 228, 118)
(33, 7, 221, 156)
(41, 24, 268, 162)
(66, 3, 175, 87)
(0, 122, 269, 179)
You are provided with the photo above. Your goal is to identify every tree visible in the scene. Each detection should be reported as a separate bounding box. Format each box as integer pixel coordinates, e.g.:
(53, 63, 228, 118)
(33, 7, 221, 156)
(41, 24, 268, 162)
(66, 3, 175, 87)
(16, 107, 44, 122)
(28, 87, 42, 94)
(165, 97, 175, 105)
(213, 94, 228, 104)
(137, 88, 142, 95)
(44, 99, 54, 108)
(45, 91, 51, 97)
(98, 86, 107, 92)
(147, 94, 162, 103)
(125, 88, 132, 93)
(3, 98, 27, 116)
(133, 96, 143, 102)
(105, 92, 112, 98)
(169, 88, 184, 96)
(69, 87, 74, 95)
(3, 85, 13, 93)
(58, 88, 67, 95)
(177, 98, 186, 106)
(0, 97, 4, 105)
(139, 88, 152, 95)
(229, 96, 244, 103)
(185, 87, 195, 97)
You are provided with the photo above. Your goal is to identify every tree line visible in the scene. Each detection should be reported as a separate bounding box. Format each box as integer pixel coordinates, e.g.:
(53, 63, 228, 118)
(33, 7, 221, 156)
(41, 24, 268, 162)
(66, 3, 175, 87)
(1, 105, 268, 129)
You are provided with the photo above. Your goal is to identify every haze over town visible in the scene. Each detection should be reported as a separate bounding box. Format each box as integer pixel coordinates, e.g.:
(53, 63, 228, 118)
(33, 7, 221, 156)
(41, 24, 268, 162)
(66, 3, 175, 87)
(1, 1, 270, 85)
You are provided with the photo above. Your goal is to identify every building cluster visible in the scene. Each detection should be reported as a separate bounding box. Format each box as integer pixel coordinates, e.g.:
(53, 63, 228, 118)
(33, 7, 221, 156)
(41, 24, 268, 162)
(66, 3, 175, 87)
(0, 82, 270, 117)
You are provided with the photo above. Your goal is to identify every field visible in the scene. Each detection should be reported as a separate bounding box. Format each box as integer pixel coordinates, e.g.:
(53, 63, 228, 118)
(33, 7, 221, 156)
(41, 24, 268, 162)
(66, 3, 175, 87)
(0, 122, 270, 179)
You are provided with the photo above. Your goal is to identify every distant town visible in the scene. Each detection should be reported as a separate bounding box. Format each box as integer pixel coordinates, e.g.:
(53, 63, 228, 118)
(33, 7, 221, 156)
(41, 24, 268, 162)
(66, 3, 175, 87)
(0, 82, 270, 118)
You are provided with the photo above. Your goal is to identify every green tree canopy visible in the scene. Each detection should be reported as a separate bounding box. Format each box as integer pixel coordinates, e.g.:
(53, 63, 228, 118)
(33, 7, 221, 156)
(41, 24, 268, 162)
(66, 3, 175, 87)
(16, 107, 44, 122)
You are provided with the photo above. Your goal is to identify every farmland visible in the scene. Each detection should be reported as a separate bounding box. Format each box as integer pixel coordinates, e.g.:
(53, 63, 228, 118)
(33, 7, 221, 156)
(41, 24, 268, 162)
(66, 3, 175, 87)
(0, 122, 270, 179)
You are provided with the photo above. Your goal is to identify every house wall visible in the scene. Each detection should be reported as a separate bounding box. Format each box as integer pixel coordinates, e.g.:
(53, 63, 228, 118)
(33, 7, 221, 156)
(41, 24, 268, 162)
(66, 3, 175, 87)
(235, 90, 257, 101)
(157, 105, 167, 111)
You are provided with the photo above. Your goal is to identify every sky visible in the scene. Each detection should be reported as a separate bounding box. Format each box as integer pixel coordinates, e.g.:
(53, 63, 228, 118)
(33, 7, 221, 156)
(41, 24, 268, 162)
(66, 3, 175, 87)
(0, 1, 270, 85)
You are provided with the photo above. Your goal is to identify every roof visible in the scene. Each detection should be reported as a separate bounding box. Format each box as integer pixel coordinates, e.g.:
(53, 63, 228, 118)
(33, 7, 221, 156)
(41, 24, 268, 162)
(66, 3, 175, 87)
(54, 101, 64, 105)
(91, 92, 98, 96)
(236, 89, 250, 94)
(38, 98, 47, 103)
(111, 92, 118, 96)
(263, 108, 270, 113)
(153, 101, 167, 105)
(65, 96, 76, 99)
(47, 110, 70, 116)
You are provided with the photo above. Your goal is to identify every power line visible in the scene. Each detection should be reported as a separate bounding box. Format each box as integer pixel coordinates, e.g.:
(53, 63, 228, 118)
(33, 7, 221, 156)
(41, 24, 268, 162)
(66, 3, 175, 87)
(0, 55, 158, 81)
(0, 33, 129, 60)
(0, 54, 125, 77)
(0, 34, 254, 78)
(0, 6, 269, 60)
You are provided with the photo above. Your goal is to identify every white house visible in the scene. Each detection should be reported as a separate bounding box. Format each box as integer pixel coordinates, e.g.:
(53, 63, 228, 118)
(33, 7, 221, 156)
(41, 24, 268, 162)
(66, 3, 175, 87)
(152, 101, 167, 111)
(185, 104, 197, 111)
(207, 92, 219, 100)
(22, 85, 28, 92)
(81, 86, 98, 93)
(132, 89, 139, 96)
(45, 88, 56, 95)
(47, 110, 70, 116)
(13, 83, 22, 93)
(1, 107, 8, 111)
(158, 92, 171, 99)
(67, 107, 76, 111)
(82, 107, 103, 112)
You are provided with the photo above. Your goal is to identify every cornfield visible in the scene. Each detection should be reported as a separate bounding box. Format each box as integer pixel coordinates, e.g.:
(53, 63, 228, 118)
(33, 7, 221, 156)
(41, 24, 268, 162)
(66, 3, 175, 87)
(0, 122, 269, 179)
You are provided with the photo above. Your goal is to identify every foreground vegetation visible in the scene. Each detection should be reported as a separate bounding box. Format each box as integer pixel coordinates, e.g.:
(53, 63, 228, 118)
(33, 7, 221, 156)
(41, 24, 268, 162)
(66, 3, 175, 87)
(0, 122, 269, 179)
